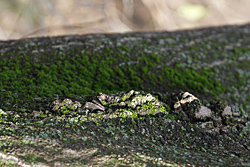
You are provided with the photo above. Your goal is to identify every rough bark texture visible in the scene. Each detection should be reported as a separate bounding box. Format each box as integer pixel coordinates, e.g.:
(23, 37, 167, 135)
(0, 24, 250, 167)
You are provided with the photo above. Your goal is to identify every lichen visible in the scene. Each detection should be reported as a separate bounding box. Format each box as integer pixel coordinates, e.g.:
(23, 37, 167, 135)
(0, 24, 250, 166)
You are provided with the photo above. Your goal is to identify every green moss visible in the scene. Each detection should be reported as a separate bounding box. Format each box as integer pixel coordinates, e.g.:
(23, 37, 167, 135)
(139, 102, 157, 115)
(0, 50, 225, 112)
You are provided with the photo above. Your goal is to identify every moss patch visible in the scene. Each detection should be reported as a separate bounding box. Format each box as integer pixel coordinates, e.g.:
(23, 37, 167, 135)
(0, 43, 224, 112)
(1, 23, 250, 166)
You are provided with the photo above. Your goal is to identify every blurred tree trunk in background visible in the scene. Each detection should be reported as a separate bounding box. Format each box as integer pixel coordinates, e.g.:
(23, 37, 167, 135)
(0, 0, 249, 40)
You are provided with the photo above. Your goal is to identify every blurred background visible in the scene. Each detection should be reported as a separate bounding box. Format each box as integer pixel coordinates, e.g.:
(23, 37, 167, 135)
(1, 0, 250, 41)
